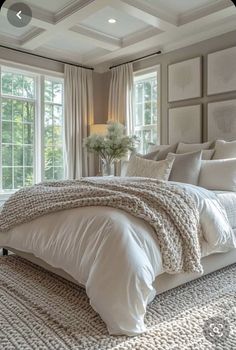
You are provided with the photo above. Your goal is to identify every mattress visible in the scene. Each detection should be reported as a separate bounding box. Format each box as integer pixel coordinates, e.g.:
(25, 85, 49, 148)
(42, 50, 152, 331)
(215, 191, 236, 229)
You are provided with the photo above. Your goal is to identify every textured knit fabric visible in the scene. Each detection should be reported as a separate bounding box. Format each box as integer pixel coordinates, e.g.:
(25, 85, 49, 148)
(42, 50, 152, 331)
(0, 256, 235, 349)
(0, 178, 202, 274)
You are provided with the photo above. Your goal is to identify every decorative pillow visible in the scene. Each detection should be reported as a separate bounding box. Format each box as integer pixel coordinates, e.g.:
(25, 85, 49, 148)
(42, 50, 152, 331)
(166, 151, 202, 185)
(126, 155, 174, 180)
(148, 144, 170, 153)
(136, 150, 159, 161)
(176, 141, 212, 154)
(213, 140, 236, 159)
(199, 159, 236, 191)
(155, 143, 178, 160)
(202, 149, 215, 160)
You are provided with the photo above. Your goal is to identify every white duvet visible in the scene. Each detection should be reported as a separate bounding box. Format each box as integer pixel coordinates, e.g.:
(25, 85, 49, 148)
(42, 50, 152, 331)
(0, 181, 235, 335)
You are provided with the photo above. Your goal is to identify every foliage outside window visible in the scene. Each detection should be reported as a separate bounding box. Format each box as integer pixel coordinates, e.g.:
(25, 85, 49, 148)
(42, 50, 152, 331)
(0, 66, 64, 195)
(133, 68, 160, 154)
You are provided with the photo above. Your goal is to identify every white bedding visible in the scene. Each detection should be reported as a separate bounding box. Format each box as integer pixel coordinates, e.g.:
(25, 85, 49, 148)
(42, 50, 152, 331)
(0, 181, 236, 336)
(214, 191, 236, 229)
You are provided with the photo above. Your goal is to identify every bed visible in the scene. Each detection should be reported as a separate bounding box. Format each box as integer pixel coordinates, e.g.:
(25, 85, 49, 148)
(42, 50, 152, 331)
(0, 178, 236, 336)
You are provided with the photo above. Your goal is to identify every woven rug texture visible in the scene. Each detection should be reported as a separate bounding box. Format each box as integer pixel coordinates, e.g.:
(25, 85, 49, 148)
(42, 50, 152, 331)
(0, 256, 235, 350)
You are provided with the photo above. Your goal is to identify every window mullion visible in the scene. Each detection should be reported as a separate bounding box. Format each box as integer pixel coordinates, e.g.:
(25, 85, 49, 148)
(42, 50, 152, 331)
(36, 75, 44, 183)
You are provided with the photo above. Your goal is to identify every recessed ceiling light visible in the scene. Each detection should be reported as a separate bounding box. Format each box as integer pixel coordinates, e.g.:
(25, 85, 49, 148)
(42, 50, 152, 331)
(108, 18, 116, 24)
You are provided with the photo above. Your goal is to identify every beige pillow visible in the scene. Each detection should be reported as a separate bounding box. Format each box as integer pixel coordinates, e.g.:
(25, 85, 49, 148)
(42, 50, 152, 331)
(176, 141, 212, 154)
(166, 151, 202, 185)
(199, 159, 236, 191)
(136, 150, 159, 161)
(155, 143, 178, 160)
(148, 144, 170, 153)
(126, 155, 174, 180)
(213, 140, 236, 159)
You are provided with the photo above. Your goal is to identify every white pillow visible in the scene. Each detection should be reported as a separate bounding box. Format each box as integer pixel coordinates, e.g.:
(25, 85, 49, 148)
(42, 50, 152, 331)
(126, 155, 174, 180)
(202, 149, 215, 160)
(176, 141, 212, 154)
(213, 140, 236, 159)
(198, 159, 236, 191)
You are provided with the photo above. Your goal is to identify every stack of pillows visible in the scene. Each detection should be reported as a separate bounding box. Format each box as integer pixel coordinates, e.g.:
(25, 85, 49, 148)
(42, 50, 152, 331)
(125, 140, 236, 192)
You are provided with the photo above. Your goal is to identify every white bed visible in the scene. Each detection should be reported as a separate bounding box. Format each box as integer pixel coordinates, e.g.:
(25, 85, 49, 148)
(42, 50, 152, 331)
(0, 180, 236, 336)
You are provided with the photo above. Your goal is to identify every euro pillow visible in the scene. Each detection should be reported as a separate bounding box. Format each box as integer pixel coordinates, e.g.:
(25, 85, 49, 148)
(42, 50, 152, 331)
(155, 143, 178, 160)
(198, 159, 236, 191)
(126, 155, 174, 180)
(176, 141, 212, 154)
(166, 151, 202, 185)
(213, 140, 236, 159)
(137, 150, 159, 160)
(148, 144, 170, 153)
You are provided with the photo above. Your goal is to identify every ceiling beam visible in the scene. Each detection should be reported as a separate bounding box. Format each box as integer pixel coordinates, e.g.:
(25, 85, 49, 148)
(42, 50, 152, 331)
(122, 27, 163, 48)
(179, 0, 234, 25)
(70, 25, 121, 51)
(112, 0, 178, 31)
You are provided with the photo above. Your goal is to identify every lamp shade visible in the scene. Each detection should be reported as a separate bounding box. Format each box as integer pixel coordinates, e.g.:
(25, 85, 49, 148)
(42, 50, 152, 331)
(90, 124, 107, 136)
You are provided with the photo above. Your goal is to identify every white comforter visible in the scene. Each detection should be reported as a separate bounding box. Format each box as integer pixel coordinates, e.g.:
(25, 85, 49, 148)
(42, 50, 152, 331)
(0, 181, 235, 336)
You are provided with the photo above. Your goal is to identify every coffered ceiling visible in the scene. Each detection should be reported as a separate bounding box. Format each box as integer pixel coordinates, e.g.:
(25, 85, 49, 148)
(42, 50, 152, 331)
(0, 0, 236, 71)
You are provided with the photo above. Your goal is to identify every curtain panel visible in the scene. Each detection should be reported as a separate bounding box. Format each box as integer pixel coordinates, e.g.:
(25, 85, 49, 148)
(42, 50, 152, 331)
(64, 65, 94, 179)
(108, 63, 134, 134)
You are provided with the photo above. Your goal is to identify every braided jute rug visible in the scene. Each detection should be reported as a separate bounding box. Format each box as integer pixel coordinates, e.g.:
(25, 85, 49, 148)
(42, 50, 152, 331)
(0, 256, 235, 350)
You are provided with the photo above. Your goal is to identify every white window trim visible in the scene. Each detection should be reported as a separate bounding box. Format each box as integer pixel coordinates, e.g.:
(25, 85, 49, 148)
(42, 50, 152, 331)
(133, 65, 161, 153)
(0, 63, 64, 200)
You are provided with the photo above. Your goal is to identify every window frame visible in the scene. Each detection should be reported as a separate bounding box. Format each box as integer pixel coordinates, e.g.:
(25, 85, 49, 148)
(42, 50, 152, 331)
(42, 75, 65, 182)
(133, 65, 161, 154)
(0, 62, 64, 198)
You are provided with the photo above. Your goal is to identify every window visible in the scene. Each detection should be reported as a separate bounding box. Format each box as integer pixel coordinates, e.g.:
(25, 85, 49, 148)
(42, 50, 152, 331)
(44, 79, 64, 181)
(0, 65, 64, 195)
(133, 67, 160, 154)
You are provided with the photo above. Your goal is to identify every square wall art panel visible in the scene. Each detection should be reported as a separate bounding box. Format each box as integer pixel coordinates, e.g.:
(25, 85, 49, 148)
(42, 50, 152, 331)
(207, 99, 236, 141)
(169, 105, 202, 144)
(168, 57, 202, 102)
(207, 46, 236, 95)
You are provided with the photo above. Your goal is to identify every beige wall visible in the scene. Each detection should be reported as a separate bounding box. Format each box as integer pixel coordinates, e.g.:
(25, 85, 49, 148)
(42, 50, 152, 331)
(93, 71, 110, 124)
(0, 46, 64, 73)
(99, 30, 236, 144)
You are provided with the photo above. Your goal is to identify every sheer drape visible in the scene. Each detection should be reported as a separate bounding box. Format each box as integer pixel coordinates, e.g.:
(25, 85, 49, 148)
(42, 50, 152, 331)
(64, 65, 94, 179)
(108, 63, 133, 133)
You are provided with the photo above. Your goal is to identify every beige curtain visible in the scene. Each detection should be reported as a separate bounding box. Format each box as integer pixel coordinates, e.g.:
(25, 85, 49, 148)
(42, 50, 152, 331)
(64, 65, 94, 179)
(108, 63, 133, 134)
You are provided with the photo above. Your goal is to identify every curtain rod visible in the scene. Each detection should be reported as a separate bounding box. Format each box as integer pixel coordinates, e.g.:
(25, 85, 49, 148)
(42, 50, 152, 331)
(0, 45, 94, 71)
(109, 50, 162, 69)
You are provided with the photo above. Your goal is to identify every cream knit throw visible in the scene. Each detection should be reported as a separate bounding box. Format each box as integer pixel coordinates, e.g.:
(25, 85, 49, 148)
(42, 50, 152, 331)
(0, 178, 202, 274)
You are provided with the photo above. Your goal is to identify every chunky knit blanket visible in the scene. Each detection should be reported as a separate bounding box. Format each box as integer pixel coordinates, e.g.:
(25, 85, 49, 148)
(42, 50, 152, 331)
(0, 178, 202, 274)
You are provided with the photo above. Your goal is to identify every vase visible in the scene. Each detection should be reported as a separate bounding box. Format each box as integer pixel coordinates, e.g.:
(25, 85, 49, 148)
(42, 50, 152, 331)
(101, 159, 115, 176)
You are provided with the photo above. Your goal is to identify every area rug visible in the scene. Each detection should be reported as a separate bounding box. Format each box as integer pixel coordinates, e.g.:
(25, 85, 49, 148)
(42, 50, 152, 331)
(0, 256, 235, 350)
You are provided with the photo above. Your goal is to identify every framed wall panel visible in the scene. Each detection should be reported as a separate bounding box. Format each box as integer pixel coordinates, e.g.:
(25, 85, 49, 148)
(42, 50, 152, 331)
(168, 105, 202, 144)
(207, 99, 236, 141)
(207, 46, 236, 95)
(168, 57, 202, 102)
